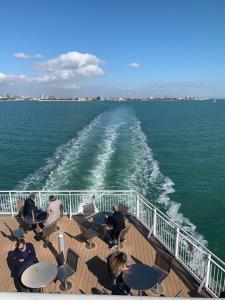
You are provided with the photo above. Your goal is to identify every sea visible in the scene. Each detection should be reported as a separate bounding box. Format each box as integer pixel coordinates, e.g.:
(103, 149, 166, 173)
(0, 100, 225, 260)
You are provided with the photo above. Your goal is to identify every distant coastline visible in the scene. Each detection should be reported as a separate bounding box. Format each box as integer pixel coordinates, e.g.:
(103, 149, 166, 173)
(0, 96, 222, 102)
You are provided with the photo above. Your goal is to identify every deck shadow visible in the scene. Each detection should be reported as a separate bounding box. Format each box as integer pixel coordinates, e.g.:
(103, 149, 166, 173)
(65, 231, 85, 243)
(86, 255, 111, 290)
(0, 230, 15, 241)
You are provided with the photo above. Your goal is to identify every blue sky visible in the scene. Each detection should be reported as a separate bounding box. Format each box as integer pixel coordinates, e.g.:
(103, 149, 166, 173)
(0, 0, 225, 97)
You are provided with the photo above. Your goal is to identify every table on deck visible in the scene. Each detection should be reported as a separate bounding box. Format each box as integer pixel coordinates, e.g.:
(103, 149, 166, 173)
(21, 262, 57, 291)
(88, 211, 113, 236)
(122, 263, 159, 295)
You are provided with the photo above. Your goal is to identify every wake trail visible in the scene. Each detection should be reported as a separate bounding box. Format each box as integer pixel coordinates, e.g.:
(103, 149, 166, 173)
(87, 109, 127, 189)
(126, 114, 207, 246)
(16, 113, 103, 190)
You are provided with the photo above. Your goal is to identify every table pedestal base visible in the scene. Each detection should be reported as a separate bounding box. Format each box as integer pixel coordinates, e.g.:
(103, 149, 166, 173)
(151, 283, 163, 294)
(59, 280, 72, 292)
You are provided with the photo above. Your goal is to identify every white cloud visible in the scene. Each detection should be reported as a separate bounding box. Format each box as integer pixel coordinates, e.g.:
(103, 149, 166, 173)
(62, 84, 80, 90)
(39, 51, 104, 79)
(13, 52, 44, 59)
(13, 53, 31, 59)
(1, 51, 104, 94)
(34, 54, 44, 58)
(0, 72, 27, 84)
(129, 62, 140, 69)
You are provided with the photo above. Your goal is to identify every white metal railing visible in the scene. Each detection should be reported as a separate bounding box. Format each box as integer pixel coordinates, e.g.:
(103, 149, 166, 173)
(0, 293, 202, 300)
(0, 190, 224, 297)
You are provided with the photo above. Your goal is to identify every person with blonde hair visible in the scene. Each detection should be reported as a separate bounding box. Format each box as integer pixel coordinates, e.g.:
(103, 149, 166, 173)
(107, 251, 130, 295)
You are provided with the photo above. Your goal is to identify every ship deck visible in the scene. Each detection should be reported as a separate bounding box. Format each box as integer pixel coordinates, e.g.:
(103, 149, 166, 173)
(0, 215, 206, 297)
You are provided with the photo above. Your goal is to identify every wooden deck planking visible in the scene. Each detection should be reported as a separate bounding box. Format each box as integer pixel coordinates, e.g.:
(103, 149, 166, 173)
(0, 215, 192, 296)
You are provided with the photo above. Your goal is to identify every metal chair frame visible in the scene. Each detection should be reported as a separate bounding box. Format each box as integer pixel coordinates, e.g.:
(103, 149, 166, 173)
(57, 248, 79, 291)
(78, 223, 97, 249)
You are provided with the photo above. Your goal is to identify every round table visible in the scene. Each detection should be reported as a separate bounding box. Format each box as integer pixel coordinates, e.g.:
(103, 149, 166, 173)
(21, 262, 57, 290)
(92, 211, 113, 225)
(122, 264, 159, 294)
(89, 211, 113, 237)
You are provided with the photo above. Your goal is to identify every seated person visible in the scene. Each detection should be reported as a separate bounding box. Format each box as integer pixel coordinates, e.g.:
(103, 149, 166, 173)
(108, 251, 130, 295)
(43, 195, 61, 227)
(13, 238, 38, 292)
(23, 193, 47, 222)
(105, 205, 125, 247)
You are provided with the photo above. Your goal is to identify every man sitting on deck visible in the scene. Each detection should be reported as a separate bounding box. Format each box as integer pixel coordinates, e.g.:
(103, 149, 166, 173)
(13, 238, 38, 292)
(42, 195, 61, 227)
(23, 193, 46, 223)
(105, 205, 126, 247)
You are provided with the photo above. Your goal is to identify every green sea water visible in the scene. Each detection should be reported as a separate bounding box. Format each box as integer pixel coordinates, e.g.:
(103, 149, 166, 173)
(0, 100, 225, 260)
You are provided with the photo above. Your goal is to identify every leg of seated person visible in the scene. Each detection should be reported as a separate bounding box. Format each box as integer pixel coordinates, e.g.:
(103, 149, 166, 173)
(104, 230, 116, 247)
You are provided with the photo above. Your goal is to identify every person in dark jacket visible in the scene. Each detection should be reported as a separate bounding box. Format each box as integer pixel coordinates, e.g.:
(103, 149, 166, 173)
(105, 205, 125, 247)
(23, 193, 38, 220)
(13, 238, 38, 292)
(23, 193, 47, 222)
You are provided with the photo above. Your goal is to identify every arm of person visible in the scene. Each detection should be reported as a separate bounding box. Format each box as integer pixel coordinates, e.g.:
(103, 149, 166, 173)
(25, 243, 37, 263)
(106, 215, 114, 225)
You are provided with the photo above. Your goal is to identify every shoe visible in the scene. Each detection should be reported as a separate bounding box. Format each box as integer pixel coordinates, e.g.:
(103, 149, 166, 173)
(108, 241, 117, 249)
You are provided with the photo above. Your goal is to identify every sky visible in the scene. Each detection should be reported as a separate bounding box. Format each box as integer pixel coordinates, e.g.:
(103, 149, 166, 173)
(0, 0, 225, 97)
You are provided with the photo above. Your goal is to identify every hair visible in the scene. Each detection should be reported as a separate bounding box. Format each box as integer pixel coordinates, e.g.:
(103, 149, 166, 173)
(16, 238, 25, 248)
(110, 252, 127, 277)
(49, 195, 57, 201)
(112, 205, 119, 213)
(29, 193, 36, 200)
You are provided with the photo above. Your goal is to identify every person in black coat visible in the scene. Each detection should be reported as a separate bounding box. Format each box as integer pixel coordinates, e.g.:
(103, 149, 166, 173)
(23, 193, 38, 220)
(23, 193, 47, 222)
(13, 238, 38, 292)
(105, 205, 125, 247)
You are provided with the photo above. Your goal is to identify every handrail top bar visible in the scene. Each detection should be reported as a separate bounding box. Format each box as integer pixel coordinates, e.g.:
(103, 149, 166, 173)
(0, 292, 198, 300)
(0, 190, 135, 193)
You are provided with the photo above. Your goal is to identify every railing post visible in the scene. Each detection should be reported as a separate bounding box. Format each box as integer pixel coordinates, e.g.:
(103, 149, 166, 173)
(205, 253, 211, 290)
(38, 191, 42, 208)
(69, 192, 72, 219)
(136, 194, 140, 219)
(9, 192, 14, 216)
(175, 227, 180, 258)
(153, 208, 157, 236)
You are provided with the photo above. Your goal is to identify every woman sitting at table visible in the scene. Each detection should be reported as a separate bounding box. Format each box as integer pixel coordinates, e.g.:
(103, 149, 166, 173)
(13, 238, 38, 292)
(107, 251, 131, 295)
(42, 195, 61, 227)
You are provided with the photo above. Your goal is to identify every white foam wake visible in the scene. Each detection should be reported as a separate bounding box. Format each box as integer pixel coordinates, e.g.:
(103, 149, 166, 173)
(87, 110, 126, 189)
(127, 116, 207, 246)
(17, 113, 103, 190)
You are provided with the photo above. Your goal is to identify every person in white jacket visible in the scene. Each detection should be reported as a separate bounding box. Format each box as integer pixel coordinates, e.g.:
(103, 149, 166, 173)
(43, 195, 61, 227)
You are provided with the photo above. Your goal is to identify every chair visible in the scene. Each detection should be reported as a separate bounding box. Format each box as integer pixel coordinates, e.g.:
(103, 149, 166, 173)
(117, 225, 130, 249)
(16, 199, 24, 218)
(106, 250, 121, 285)
(57, 248, 79, 291)
(78, 223, 97, 249)
(118, 203, 128, 217)
(4, 223, 25, 240)
(151, 248, 173, 294)
(83, 203, 95, 218)
(60, 203, 64, 218)
(42, 221, 58, 248)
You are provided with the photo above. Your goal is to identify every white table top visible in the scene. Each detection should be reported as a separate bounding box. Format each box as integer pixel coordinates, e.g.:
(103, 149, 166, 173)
(21, 262, 57, 289)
